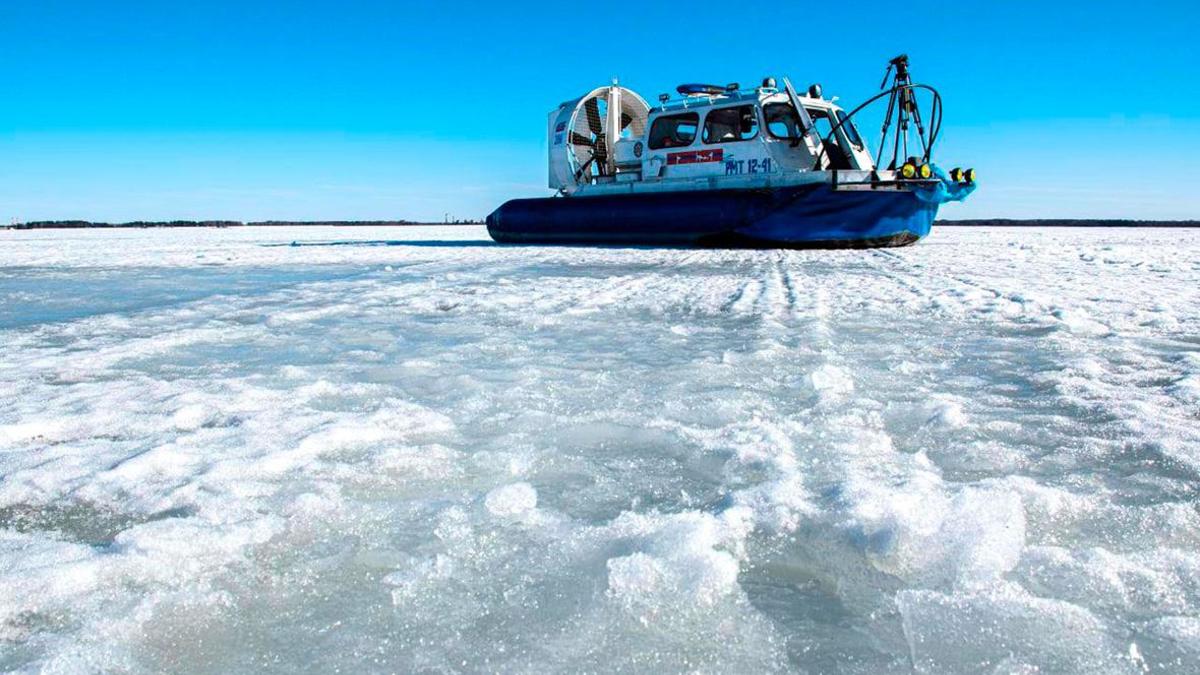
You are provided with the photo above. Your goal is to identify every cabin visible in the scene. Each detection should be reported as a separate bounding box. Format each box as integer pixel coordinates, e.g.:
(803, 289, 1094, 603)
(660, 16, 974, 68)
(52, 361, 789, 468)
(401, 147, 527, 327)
(548, 79, 875, 196)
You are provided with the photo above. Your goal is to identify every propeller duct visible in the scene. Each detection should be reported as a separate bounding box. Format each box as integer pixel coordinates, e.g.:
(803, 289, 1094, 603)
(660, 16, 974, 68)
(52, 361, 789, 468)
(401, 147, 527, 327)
(547, 85, 649, 192)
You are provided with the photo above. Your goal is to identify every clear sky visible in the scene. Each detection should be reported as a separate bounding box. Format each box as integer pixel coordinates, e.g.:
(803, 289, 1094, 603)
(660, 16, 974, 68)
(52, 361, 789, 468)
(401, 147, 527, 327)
(2, 0, 1197, 222)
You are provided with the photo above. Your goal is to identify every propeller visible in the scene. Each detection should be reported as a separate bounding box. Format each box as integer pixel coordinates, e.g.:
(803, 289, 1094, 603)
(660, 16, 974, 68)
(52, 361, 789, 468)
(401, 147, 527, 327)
(583, 97, 603, 136)
(585, 98, 608, 176)
(570, 95, 637, 182)
(571, 97, 609, 179)
(571, 111, 634, 148)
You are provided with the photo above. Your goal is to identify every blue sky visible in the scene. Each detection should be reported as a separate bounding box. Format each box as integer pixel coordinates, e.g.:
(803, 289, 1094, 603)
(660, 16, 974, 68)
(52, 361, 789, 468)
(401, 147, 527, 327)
(1, 1, 1197, 222)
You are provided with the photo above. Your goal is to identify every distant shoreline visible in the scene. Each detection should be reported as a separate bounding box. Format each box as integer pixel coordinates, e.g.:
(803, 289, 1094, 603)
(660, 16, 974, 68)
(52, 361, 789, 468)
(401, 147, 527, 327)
(2, 219, 1198, 230)
(938, 219, 1200, 228)
(2, 220, 482, 230)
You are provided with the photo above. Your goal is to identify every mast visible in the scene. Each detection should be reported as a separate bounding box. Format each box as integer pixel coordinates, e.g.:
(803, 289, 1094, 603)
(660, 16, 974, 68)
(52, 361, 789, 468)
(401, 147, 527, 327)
(605, 80, 621, 177)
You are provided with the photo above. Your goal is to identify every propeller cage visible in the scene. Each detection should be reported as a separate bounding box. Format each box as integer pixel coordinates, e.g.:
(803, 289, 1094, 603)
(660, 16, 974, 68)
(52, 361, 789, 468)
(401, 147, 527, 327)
(549, 85, 649, 192)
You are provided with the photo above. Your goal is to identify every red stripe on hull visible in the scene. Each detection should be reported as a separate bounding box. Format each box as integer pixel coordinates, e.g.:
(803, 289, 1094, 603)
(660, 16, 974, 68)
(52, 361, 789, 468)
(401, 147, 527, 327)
(667, 149, 724, 165)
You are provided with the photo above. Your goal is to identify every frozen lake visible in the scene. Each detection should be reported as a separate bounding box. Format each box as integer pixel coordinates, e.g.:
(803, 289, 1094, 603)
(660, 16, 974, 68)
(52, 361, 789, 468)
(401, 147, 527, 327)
(2, 225, 1198, 673)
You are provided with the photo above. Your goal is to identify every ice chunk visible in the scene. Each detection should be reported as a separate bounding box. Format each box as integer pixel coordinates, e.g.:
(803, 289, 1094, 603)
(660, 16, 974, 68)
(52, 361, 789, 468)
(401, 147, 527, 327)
(809, 363, 854, 398)
(484, 482, 538, 517)
(897, 584, 1122, 673)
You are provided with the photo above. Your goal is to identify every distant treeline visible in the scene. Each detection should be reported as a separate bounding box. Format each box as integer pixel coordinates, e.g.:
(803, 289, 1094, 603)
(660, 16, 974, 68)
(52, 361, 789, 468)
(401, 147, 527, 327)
(6, 220, 244, 229)
(6, 218, 1195, 230)
(3, 219, 483, 230)
(937, 219, 1200, 228)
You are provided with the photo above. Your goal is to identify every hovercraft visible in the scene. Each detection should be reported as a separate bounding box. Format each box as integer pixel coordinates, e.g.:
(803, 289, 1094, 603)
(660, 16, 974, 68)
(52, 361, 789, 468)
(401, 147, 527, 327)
(487, 55, 975, 249)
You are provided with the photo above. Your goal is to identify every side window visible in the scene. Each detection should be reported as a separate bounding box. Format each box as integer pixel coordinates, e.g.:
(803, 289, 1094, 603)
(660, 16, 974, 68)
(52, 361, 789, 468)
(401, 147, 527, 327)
(763, 103, 802, 139)
(648, 113, 700, 150)
(702, 105, 758, 144)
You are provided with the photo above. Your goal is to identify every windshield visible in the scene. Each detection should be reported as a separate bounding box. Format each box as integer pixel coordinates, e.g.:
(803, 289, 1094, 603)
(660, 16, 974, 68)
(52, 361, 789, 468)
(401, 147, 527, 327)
(809, 107, 865, 151)
(767, 102, 866, 148)
(836, 110, 863, 147)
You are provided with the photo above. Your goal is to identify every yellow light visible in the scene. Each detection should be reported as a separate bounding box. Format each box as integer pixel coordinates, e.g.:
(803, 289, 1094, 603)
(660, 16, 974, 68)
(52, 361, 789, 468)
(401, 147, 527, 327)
(919, 164, 932, 179)
(964, 168, 977, 183)
(900, 163, 916, 179)
(950, 168, 963, 182)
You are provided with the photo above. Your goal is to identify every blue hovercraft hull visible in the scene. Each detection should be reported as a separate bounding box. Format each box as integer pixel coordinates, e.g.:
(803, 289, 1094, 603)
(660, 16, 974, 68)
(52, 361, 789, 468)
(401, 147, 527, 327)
(486, 183, 937, 249)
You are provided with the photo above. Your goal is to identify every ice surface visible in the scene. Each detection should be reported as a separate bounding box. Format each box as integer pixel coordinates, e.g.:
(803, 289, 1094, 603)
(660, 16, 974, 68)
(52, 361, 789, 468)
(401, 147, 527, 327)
(1, 225, 1199, 673)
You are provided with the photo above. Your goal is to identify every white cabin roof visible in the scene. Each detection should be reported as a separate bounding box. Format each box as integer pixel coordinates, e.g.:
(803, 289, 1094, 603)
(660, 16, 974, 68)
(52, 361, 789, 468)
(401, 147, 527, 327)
(651, 87, 838, 116)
